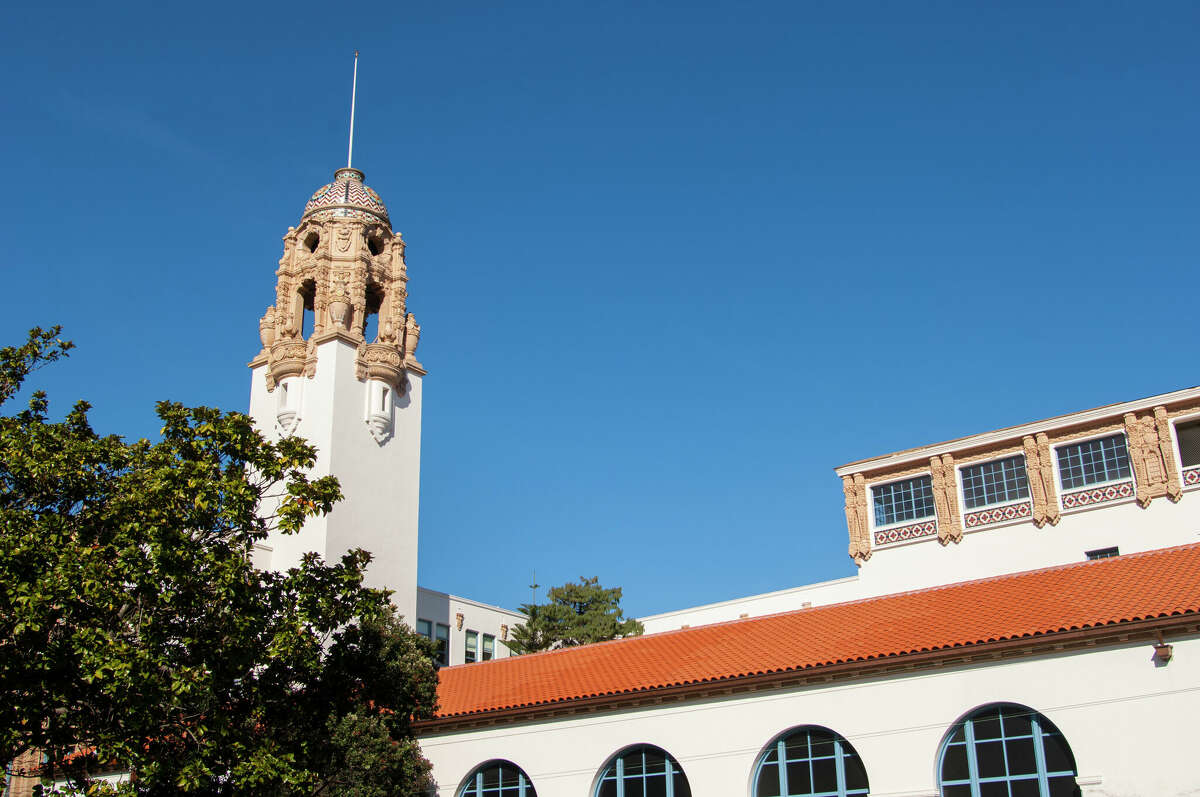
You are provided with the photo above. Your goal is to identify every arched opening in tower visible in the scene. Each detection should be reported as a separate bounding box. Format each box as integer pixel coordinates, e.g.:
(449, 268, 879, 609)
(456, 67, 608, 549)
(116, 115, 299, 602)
(297, 278, 316, 340)
(363, 283, 384, 343)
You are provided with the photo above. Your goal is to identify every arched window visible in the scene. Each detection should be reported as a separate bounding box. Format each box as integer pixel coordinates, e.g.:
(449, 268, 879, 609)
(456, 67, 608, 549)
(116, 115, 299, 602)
(595, 745, 691, 797)
(458, 760, 537, 797)
(938, 704, 1078, 797)
(754, 726, 868, 797)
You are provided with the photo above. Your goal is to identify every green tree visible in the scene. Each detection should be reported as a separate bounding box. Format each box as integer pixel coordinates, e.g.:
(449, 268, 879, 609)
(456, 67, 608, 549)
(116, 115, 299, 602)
(0, 328, 438, 796)
(506, 577, 643, 655)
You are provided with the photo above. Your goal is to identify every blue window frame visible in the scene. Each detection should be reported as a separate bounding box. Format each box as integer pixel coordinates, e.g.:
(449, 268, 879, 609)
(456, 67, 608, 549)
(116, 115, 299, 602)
(1056, 434, 1130, 491)
(939, 704, 1078, 797)
(459, 760, 537, 797)
(754, 726, 868, 797)
(961, 455, 1030, 510)
(595, 745, 691, 797)
(872, 475, 936, 527)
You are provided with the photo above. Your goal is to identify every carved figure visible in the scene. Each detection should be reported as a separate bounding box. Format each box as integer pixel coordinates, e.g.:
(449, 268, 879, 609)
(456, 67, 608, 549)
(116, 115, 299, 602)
(1035, 433, 1060, 525)
(843, 474, 871, 564)
(335, 226, 354, 254)
(1126, 411, 1178, 507)
(1155, 406, 1184, 502)
(939, 453, 963, 543)
(1023, 436, 1049, 527)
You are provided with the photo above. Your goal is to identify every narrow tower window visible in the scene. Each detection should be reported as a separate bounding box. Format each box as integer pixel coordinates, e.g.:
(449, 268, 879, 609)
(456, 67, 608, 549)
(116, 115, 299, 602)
(297, 279, 316, 340)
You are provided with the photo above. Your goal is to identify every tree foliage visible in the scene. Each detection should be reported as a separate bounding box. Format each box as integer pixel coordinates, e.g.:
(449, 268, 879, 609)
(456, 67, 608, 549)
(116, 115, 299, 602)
(506, 577, 643, 655)
(0, 327, 438, 795)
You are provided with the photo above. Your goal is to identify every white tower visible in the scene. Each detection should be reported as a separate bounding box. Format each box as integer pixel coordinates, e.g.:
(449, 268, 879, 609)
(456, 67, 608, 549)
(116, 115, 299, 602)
(247, 166, 424, 624)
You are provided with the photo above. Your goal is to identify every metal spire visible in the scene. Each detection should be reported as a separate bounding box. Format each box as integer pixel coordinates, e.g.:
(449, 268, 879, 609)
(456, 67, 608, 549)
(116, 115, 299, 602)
(347, 50, 359, 169)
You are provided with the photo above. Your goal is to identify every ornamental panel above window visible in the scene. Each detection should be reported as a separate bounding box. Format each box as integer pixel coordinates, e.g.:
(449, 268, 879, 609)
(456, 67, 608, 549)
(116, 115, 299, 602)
(872, 475, 936, 527)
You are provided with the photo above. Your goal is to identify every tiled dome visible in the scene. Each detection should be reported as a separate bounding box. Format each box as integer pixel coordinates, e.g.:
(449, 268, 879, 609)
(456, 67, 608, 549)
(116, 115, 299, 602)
(301, 167, 390, 225)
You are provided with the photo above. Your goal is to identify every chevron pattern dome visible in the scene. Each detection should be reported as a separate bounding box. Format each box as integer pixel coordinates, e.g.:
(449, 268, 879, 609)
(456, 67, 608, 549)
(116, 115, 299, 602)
(301, 167, 389, 225)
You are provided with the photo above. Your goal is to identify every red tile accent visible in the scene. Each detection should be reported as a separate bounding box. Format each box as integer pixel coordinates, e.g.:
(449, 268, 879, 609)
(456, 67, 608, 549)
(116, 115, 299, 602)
(434, 543, 1200, 719)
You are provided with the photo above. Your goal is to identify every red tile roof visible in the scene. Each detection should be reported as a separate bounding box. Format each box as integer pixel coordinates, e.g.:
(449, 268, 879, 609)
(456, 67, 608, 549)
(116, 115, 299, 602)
(433, 543, 1200, 720)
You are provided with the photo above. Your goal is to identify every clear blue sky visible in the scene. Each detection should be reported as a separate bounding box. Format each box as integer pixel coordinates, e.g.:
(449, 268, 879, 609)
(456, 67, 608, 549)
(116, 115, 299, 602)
(3, 1, 1197, 618)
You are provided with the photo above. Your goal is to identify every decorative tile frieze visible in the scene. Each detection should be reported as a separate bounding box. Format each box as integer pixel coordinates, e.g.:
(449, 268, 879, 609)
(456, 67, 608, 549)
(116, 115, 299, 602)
(1060, 481, 1134, 509)
(963, 501, 1033, 529)
(1183, 467, 1200, 487)
(874, 520, 938, 546)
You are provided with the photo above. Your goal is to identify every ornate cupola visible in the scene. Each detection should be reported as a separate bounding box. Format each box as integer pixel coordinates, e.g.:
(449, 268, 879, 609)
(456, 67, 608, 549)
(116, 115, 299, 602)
(251, 167, 423, 442)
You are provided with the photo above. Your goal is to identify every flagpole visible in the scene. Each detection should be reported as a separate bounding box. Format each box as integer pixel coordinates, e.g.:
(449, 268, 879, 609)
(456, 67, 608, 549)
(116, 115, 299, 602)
(347, 50, 359, 169)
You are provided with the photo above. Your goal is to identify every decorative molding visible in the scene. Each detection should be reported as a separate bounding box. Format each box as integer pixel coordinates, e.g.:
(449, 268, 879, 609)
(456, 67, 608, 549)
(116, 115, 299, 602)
(1061, 481, 1134, 510)
(931, 454, 962, 544)
(455, 612, 465, 631)
(963, 501, 1033, 529)
(874, 519, 937, 546)
(843, 474, 871, 564)
(1155, 406, 1184, 502)
(1125, 410, 1180, 507)
(1035, 433, 1060, 526)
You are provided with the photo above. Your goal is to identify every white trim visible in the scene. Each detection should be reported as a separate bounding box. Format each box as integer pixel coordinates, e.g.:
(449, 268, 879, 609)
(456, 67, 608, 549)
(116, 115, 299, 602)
(835, 385, 1200, 476)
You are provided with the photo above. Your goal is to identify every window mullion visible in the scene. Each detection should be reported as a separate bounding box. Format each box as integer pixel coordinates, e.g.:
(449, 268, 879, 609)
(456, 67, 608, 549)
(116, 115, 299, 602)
(778, 739, 789, 796)
(1031, 714, 1051, 795)
(963, 718, 981, 797)
(615, 756, 624, 797)
(833, 737, 847, 797)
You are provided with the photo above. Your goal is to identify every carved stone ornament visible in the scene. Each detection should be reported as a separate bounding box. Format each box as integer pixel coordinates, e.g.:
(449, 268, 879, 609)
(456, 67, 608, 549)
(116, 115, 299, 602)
(360, 343, 404, 387)
(258, 307, 276, 350)
(935, 454, 963, 544)
(1035, 433, 1061, 525)
(1155, 406, 1184, 502)
(255, 167, 419, 394)
(843, 473, 871, 564)
(500, 624, 509, 641)
(455, 612, 464, 631)
(1126, 409, 1183, 507)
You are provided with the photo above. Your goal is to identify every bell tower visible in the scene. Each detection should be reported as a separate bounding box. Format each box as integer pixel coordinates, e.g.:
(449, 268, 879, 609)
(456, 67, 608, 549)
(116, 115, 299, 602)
(247, 166, 424, 624)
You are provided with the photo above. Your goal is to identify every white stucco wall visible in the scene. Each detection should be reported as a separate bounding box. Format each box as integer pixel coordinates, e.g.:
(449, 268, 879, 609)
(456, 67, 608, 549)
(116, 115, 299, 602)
(417, 587, 525, 665)
(248, 338, 423, 624)
(419, 635, 1200, 797)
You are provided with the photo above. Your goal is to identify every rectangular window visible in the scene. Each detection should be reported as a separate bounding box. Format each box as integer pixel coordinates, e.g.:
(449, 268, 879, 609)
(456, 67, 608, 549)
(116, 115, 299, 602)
(960, 455, 1030, 510)
(482, 634, 495, 661)
(416, 619, 432, 640)
(1056, 434, 1131, 490)
(1176, 419, 1200, 468)
(435, 623, 450, 666)
(464, 630, 478, 664)
(1086, 546, 1119, 560)
(872, 475, 936, 527)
